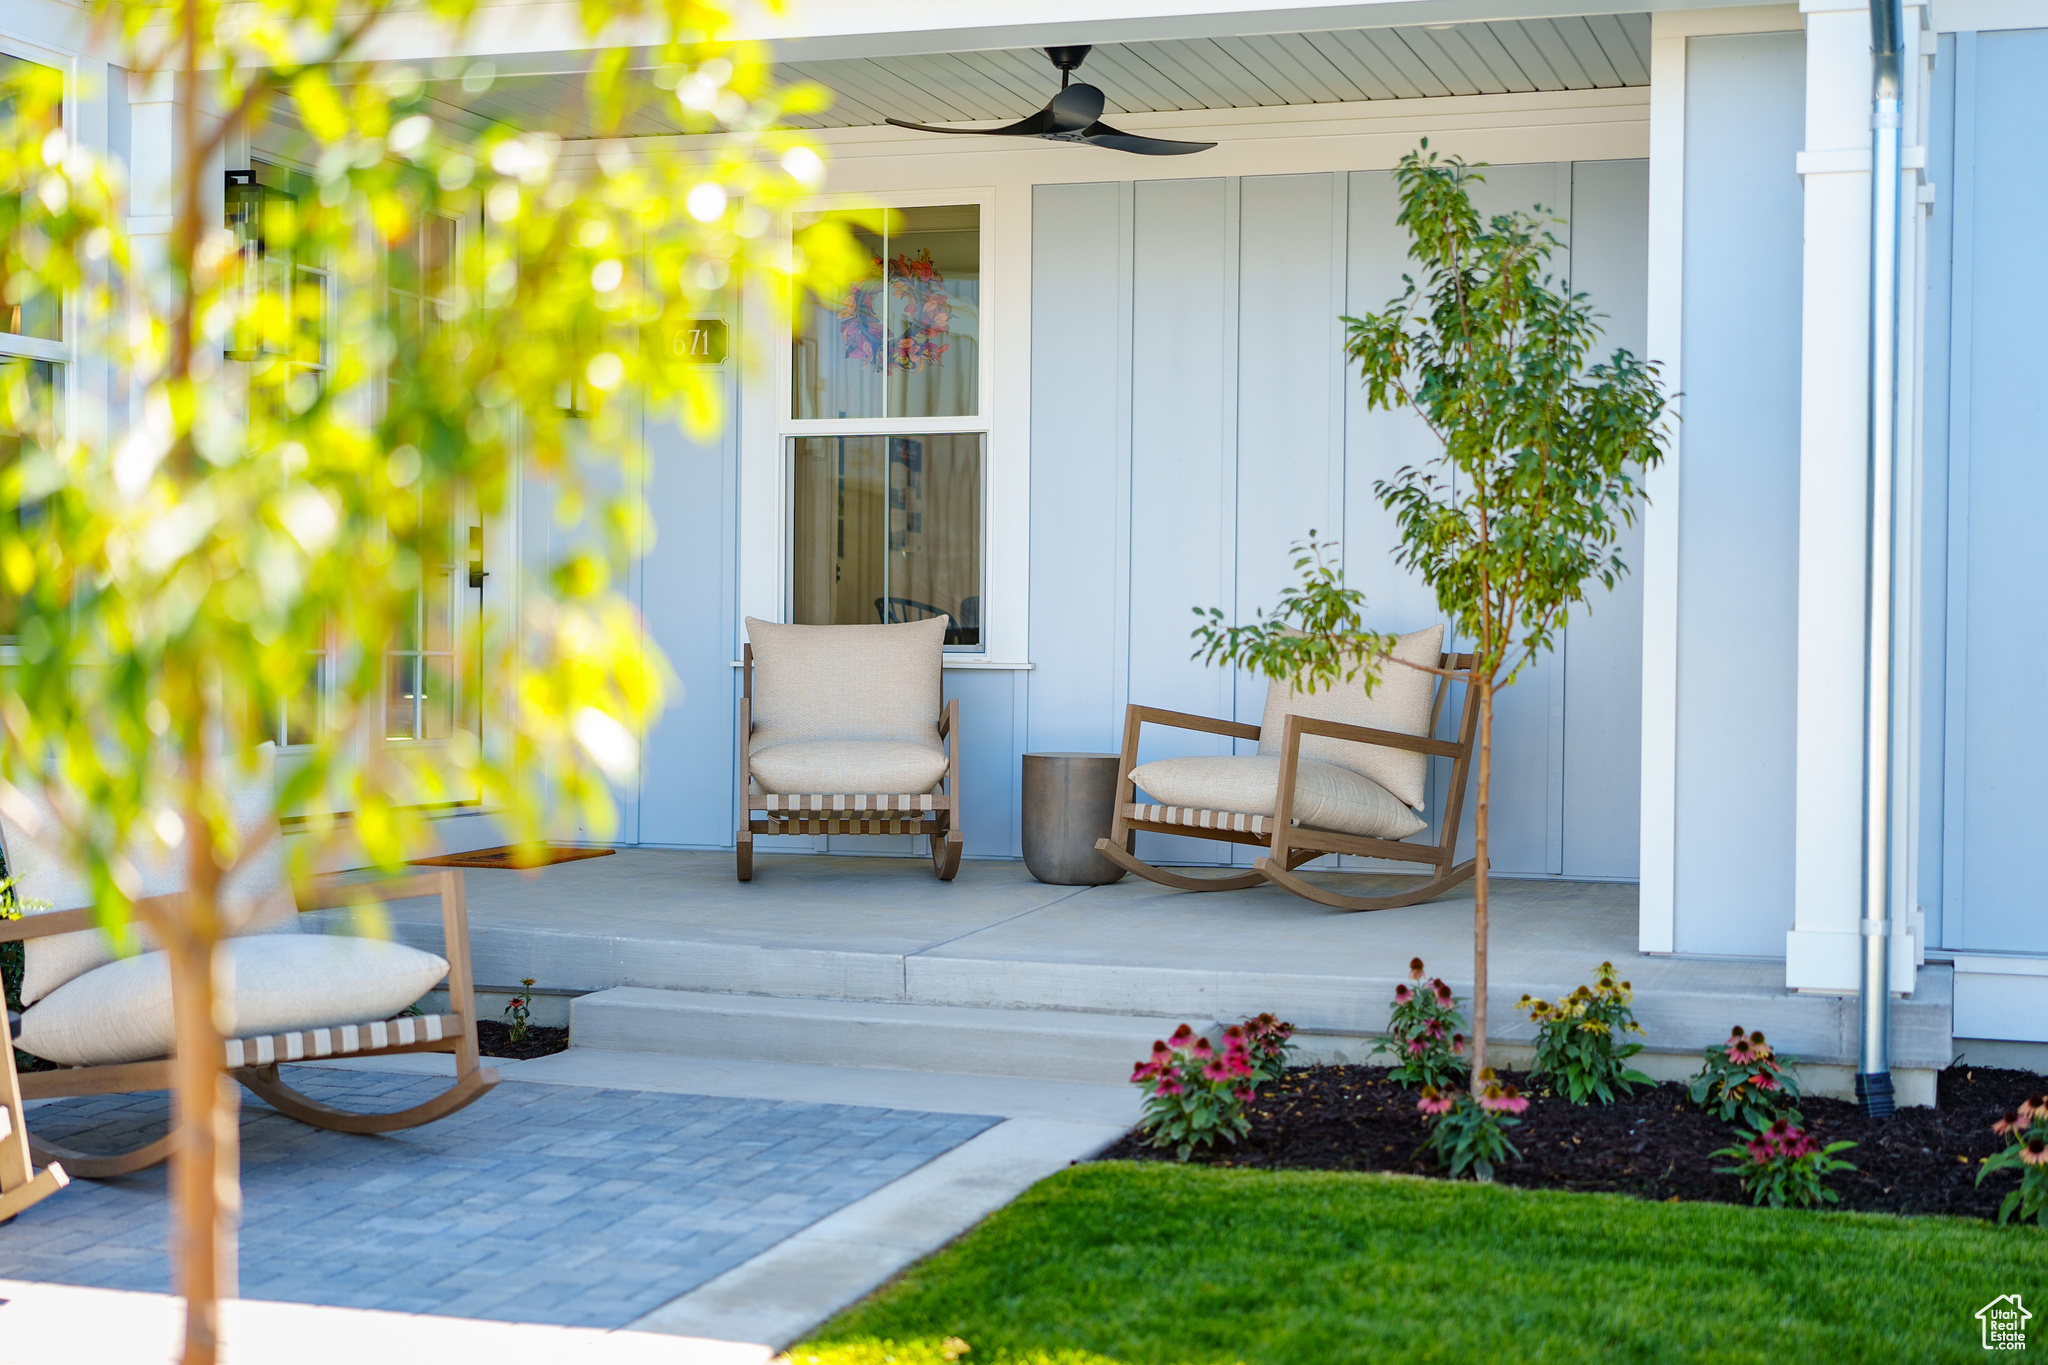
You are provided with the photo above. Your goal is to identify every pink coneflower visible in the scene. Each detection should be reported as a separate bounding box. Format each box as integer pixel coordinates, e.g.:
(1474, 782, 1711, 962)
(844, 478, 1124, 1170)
(1995, 1109, 2025, 1137)
(1203, 1059, 1231, 1082)
(2022, 1135, 2048, 1167)
(1223, 1024, 1245, 1043)
(1451, 1034, 1467, 1055)
(1479, 1083, 1528, 1116)
(1234, 1087, 1256, 1103)
(1416, 1087, 1455, 1117)
(1131, 1061, 1161, 1083)
(1751, 1073, 1779, 1092)
(1394, 984, 1414, 1005)
(1424, 1019, 1445, 1039)
(1726, 1036, 1759, 1064)
(1409, 958, 1426, 981)
(1408, 1039, 1427, 1056)
(1155, 1078, 1185, 1097)
(1226, 1054, 1254, 1078)
(1170, 1023, 1196, 1045)
(1191, 1037, 1214, 1058)
(1433, 981, 1454, 1005)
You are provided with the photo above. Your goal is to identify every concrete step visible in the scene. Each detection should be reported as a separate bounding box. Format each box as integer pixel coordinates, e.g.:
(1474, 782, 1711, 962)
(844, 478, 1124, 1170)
(571, 987, 1212, 1084)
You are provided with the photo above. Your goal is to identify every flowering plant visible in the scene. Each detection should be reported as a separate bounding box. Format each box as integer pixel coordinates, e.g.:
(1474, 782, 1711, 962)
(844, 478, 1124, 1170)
(1237, 1013, 1297, 1084)
(1689, 1025, 1802, 1129)
(1976, 1094, 2048, 1225)
(1713, 1117, 1856, 1208)
(1130, 1023, 1258, 1160)
(1417, 1068, 1526, 1181)
(503, 977, 538, 1044)
(1518, 963, 1652, 1105)
(1372, 957, 1468, 1090)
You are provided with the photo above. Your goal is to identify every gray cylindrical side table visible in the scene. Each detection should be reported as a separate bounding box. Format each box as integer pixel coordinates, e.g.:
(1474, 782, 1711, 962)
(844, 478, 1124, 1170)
(1022, 752, 1127, 886)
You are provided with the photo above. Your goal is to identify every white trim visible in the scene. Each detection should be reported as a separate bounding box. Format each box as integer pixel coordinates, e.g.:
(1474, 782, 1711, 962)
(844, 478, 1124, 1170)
(727, 658, 1032, 670)
(1637, 13, 1692, 955)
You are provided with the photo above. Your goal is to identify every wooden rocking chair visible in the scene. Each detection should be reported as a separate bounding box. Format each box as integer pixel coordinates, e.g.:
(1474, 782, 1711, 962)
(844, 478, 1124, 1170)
(1095, 651, 1482, 912)
(1, 1027, 69, 1220)
(0, 870, 498, 1179)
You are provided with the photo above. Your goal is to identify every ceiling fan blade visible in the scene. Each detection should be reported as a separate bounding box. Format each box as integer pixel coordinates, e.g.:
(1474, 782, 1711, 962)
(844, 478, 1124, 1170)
(886, 107, 1058, 138)
(1077, 120, 1217, 155)
(1045, 83, 1107, 133)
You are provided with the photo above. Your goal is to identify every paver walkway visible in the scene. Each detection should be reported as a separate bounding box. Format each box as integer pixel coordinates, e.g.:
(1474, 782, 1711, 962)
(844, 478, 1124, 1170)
(0, 1066, 996, 1327)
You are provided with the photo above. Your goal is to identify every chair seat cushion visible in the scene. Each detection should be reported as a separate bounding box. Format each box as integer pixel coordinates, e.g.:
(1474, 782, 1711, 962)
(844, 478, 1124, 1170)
(1129, 755, 1427, 841)
(15, 934, 450, 1068)
(749, 739, 949, 796)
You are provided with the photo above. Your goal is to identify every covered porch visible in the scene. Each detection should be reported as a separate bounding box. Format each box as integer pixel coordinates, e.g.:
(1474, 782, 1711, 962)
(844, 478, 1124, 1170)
(335, 852, 1954, 1104)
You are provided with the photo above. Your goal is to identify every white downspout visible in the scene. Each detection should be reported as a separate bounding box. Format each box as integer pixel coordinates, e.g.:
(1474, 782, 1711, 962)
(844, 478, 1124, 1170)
(1857, 0, 1906, 1119)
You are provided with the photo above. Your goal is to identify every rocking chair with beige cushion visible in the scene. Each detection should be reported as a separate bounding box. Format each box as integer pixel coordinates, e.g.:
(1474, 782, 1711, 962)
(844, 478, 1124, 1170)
(1095, 625, 1483, 911)
(0, 745, 498, 1178)
(1, 1031, 69, 1221)
(738, 616, 963, 881)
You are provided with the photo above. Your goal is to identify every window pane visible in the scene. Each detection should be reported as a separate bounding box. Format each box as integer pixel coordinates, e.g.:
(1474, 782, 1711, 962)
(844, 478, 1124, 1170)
(0, 55, 64, 342)
(885, 205, 978, 420)
(0, 357, 58, 639)
(386, 653, 419, 739)
(792, 214, 884, 420)
(790, 433, 981, 646)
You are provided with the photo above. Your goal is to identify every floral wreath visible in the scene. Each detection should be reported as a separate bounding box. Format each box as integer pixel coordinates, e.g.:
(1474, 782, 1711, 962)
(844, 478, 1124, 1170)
(836, 249, 952, 372)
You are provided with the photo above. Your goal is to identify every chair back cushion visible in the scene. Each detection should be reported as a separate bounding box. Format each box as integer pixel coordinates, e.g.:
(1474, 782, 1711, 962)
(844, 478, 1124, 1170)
(15, 933, 449, 1068)
(745, 617, 946, 755)
(2, 744, 300, 1008)
(1256, 624, 1444, 810)
(1128, 754, 1426, 841)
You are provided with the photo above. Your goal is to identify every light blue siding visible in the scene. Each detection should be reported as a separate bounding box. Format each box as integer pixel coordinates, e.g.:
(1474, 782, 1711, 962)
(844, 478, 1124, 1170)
(640, 392, 741, 848)
(1127, 177, 1237, 866)
(1027, 182, 1125, 757)
(1563, 157, 1651, 879)
(1673, 32, 1806, 954)
(1932, 29, 2048, 952)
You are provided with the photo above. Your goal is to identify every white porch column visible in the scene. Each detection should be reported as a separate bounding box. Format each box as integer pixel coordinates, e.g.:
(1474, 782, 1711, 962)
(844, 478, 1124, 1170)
(1786, 0, 1925, 995)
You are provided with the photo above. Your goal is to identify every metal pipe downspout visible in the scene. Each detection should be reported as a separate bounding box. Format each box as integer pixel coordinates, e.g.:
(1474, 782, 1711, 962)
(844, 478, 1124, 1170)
(1858, 0, 1907, 1119)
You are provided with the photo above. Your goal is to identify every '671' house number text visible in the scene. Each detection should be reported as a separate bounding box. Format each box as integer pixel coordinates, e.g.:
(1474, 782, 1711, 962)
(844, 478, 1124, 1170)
(672, 319, 728, 364)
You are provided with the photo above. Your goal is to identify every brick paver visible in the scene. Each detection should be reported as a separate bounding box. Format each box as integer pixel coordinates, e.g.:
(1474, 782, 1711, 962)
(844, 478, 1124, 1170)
(0, 1067, 997, 1327)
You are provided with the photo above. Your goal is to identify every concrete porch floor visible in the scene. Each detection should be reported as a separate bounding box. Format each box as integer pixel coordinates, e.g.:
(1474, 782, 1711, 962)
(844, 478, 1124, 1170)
(328, 850, 1952, 1095)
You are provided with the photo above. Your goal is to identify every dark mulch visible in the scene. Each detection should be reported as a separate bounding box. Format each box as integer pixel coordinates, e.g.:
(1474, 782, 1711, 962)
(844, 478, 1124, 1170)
(475, 1020, 569, 1059)
(1099, 1063, 2046, 1220)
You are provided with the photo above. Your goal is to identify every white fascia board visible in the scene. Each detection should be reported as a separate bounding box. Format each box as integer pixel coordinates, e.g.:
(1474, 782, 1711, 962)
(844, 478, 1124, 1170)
(349, 0, 1767, 65)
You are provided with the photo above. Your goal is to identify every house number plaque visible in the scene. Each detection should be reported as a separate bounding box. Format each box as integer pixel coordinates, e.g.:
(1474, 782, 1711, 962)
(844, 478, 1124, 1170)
(671, 319, 728, 364)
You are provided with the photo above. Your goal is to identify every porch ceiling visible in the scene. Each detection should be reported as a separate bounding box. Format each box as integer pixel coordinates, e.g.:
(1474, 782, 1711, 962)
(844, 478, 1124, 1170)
(422, 14, 1650, 140)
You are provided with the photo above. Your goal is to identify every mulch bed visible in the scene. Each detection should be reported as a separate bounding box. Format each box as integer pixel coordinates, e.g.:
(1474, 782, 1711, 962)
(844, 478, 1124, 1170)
(1099, 1063, 2045, 1220)
(474, 1020, 570, 1060)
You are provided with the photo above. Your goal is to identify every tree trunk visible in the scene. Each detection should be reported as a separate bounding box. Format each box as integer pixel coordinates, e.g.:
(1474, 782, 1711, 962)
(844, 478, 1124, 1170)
(164, 925, 236, 1365)
(1470, 675, 1493, 1094)
(140, 764, 234, 1365)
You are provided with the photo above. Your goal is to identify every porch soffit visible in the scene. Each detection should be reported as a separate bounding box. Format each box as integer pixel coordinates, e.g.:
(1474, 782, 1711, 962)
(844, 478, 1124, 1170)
(409, 14, 1649, 140)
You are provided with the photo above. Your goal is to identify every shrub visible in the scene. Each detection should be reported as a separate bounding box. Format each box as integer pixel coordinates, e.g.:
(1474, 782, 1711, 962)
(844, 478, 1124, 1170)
(1518, 963, 1652, 1105)
(1713, 1117, 1856, 1209)
(1236, 1013, 1297, 1084)
(1977, 1094, 2048, 1226)
(1689, 1025, 1802, 1129)
(1130, 1024, 1258, 1160)
(1372, 957, 1468, 1090)
(1416, 1068, 1526, 1181)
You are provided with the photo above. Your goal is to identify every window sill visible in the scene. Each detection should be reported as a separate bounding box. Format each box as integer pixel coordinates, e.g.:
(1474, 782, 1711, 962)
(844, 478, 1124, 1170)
(730, 658, 1032, 671)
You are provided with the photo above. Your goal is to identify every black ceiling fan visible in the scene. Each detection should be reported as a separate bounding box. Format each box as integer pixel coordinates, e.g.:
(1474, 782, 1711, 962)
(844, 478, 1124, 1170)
(885, 45, 1216, 156)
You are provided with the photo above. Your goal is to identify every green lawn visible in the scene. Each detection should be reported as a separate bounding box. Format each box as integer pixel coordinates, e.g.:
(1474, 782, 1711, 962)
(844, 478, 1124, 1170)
(795, 1162, 2048, 1365)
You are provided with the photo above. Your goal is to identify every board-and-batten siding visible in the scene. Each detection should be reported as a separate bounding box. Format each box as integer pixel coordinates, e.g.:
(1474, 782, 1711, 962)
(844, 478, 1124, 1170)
(1670, 32, 1806, 954)
(1027, 160, 1653, 881)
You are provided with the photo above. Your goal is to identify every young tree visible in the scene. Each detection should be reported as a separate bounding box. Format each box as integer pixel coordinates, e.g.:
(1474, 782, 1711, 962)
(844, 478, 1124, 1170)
(1198, 144, 1668, 1091)
(0, 4, 861, 1360)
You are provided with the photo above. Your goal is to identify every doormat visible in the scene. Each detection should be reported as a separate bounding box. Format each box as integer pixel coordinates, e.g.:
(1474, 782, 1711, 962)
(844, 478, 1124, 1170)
(409, 844, 617, 870)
